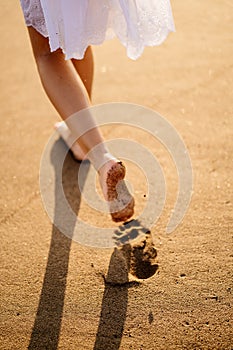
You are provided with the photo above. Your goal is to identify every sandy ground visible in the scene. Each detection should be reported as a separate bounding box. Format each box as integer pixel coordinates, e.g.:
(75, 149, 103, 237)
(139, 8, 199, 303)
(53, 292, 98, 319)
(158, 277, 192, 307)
(0, 1, 233, 349)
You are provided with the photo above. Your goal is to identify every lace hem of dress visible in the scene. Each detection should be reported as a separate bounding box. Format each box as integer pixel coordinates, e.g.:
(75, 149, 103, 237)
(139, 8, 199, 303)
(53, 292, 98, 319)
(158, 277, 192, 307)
(21, 0, 175, 60)
(20, 0, 48, 37)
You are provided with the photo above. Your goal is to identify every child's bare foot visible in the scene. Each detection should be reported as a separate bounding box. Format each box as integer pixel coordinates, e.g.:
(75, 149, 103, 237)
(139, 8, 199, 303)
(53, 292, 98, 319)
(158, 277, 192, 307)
(55, 122, 134, 222)
(99, 160, 135, 222)
(55, 121, 87, 161)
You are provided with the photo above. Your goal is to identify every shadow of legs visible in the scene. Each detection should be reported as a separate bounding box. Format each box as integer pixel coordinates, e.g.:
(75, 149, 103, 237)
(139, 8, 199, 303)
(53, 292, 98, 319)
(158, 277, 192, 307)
(93, 249, 129, 350)
(94, 223, 159, 350)
(28, 227, 72, 350)
(28, 139, 90, 349)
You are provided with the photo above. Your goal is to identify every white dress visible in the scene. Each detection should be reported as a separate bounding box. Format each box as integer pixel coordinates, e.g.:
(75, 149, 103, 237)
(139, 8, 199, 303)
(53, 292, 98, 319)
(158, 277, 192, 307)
(20, 0, 175, 60)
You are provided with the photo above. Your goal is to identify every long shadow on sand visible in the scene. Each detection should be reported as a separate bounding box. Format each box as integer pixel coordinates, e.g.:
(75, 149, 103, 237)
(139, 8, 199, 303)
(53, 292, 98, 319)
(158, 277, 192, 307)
(28, 139, 90, 350)
(93, 248, 130, 350)
(94, 223, 158, 350)
(28, 138, 158, 349)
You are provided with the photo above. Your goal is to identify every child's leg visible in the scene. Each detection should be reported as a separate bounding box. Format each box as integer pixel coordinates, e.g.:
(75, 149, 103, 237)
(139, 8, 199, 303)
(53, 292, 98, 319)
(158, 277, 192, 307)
(54, 46, 94, 160)
(28, 27, 104, 157)
(71, 46, 94, 100)
(28, 27, 91, 119)
(27, 27, 134, 221)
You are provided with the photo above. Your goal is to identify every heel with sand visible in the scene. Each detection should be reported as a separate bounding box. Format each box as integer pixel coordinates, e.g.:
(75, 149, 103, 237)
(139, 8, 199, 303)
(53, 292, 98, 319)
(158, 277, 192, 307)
(105, 162, 135, 222)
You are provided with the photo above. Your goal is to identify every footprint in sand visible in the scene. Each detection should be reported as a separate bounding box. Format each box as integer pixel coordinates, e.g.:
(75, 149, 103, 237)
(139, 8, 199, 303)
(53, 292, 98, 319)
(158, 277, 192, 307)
(127, 231, 158, 279)
(113, 220, 159, 280)
(113, 219, 149, 245)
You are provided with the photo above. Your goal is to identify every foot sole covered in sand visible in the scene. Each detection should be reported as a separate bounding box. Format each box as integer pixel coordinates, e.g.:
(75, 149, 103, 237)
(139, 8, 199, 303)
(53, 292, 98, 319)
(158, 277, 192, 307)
(106, 162, 135, 222)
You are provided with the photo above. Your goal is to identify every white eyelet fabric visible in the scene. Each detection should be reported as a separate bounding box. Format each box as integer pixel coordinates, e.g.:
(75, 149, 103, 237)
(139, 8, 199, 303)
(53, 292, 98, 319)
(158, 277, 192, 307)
(20, 0, 175, 60)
